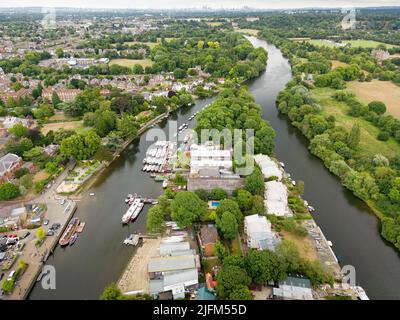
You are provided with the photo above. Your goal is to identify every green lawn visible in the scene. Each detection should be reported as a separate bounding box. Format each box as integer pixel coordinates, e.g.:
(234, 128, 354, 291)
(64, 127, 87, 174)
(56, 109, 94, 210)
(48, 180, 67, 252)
(109, 59, 153, 68)
(345, 40, 398, 49)
(312, 88, 400, 159)
(305, 39, 398, 49)
(122, 41, 158, 49)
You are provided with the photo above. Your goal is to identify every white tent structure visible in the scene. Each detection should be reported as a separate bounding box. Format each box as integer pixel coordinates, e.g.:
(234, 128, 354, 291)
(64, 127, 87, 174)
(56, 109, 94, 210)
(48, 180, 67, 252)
(254, 154, 283, 181)
(265, 181, 292, 217)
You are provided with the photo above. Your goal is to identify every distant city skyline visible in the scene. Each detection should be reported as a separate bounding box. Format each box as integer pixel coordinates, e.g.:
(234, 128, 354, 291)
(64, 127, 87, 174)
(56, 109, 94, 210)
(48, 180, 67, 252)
(0, 0, 399, 10)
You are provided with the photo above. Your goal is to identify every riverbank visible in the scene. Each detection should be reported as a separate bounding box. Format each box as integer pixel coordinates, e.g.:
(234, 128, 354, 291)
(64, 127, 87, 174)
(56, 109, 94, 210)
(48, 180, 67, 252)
(4, 200, 77, 300)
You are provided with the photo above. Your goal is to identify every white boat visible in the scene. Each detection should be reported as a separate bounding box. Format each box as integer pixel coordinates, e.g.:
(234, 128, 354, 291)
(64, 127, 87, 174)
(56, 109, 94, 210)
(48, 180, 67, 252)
(131, 202, 144, 221)
(122, 199, 141, 224)
(162, 180, 168, 188)
(123, 234, 140, 246)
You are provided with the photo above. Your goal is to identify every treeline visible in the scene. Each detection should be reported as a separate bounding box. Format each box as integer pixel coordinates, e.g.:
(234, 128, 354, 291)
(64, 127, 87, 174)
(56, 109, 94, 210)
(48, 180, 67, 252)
(261, 29, 400, 87)
(237, 11, 400, 46)
(277, 82, 400, 250)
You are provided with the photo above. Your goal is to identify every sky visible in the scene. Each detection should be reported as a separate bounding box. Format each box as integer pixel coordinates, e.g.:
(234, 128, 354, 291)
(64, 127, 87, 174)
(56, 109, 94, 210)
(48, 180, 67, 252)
(0, 0, 398, 10)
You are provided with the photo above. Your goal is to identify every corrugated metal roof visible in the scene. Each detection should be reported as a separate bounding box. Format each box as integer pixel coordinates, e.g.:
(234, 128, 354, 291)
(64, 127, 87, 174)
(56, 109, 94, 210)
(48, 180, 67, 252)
(148, 255, 196, 273)
(159, 242, 190, 256)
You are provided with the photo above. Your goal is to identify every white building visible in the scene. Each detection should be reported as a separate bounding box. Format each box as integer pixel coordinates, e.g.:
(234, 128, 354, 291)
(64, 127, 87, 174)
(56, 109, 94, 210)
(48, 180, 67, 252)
(265, 181, 292, 217)
(254, 154, 283, 181)
(273, 276, 314, 300)
(244, 214, 280, 251)
(190, 144, 232, 175)
(148, 240, 199, 300)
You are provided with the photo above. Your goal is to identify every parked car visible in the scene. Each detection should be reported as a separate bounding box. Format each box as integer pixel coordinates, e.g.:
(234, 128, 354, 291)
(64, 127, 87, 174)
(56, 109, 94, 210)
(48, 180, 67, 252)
(50, 223, 61, 230)
(21, 231, 31, 239)
(7, 270, 15, 281)
(60, 199, 65, 205)
(43, 219, 50, 226)
(0, 273, 4, 281)
(47, 230, 55, 236)
(6, 237, 18, 245)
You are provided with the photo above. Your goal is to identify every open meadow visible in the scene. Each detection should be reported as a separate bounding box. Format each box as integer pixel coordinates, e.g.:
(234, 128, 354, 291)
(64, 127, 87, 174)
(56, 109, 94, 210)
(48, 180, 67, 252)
(347, 80, 400, 119)
(109, 58, 153, 68)
(313, 88, 400, 159)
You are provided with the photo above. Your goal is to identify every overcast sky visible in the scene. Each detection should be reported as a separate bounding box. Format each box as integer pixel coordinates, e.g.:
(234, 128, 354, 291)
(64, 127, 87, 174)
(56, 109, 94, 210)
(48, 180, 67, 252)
(0, 0, 398, 9)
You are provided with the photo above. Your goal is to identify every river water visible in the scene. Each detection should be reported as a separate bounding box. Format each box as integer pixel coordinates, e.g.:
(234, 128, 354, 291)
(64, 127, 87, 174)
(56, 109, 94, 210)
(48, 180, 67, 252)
(29, 37, 400, 300)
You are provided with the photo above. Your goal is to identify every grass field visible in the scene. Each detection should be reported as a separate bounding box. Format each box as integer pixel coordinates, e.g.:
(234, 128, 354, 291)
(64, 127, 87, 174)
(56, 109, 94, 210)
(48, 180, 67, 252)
(41, 120, 84, 135)
(281, 231, 318, 262)
(122, 41, 158, 49)
(305, 39, 398, 49)
(345, 40, 398, 49)
(331, 60, 349, 69)
(235, 28, 259, 36)
(206, 21, 223, 27)
(313, 88, 400, 158)
(288, 37, 312, 42)
(109, 58, 153, 68)
(347, 80, 400, 119)
(307, 39, 339, 48)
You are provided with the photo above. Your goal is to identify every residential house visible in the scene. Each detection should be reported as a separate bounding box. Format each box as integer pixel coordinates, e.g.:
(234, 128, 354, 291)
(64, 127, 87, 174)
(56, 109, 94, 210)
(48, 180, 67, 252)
(42, 87, 81, 102)
(0, 153, 22, 183)
(1, 88, 30, 106)
(371, 49, 390, 62)
(198, 224, 219, 257)
(244, 214, 280, 251)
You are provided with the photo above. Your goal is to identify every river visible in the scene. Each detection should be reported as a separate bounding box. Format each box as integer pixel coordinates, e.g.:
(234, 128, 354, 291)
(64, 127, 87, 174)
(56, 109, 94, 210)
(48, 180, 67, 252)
(29, 37, 400, 300)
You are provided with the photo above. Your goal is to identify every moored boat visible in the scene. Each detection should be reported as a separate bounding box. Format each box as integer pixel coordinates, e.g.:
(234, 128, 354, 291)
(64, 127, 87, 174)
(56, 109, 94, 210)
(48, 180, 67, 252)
(69, 233, 78, 246)
(59, 217, 80, 246)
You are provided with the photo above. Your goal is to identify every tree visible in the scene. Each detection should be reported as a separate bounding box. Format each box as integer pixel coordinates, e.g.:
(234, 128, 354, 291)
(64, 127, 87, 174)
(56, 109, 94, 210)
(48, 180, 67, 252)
(194, 189, 209, 201)
(216, 199, 242, 225)
(51, 91, 61, 107)
(33, 103, 54, 120)
(254, 122, 276, 155)
(275, 240, 302, 273)
(222, 254, 246, 269)
(60, 131, 100, 160)
(250, 195, 265, 215)
(100, 283, 126, 300)
(170, 191, 207, 228)
(173, 68, 187, 79)
(245, 166, 265, 196)
(146, 204, 165, 234)
(132, 64, 144, 74)
(368, 101, 386, 115)
(36, 227, 46, 241)
(245, 249, 287, 284)
(0, 183, 20, 200)
(235, 189, 254, 212)
(347, 123, 360, 149)
(216, 265, 251, 299)
(23, 146, 45, 163)
(215, 240, 228, 262)
(209, 188, 228, 200)
(116, 115, 138, 139)
(8, 123, 27, 138)
(94, 106, 117, 137)
(216, 211, 238, 242)
(229, 285, 254, 300)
